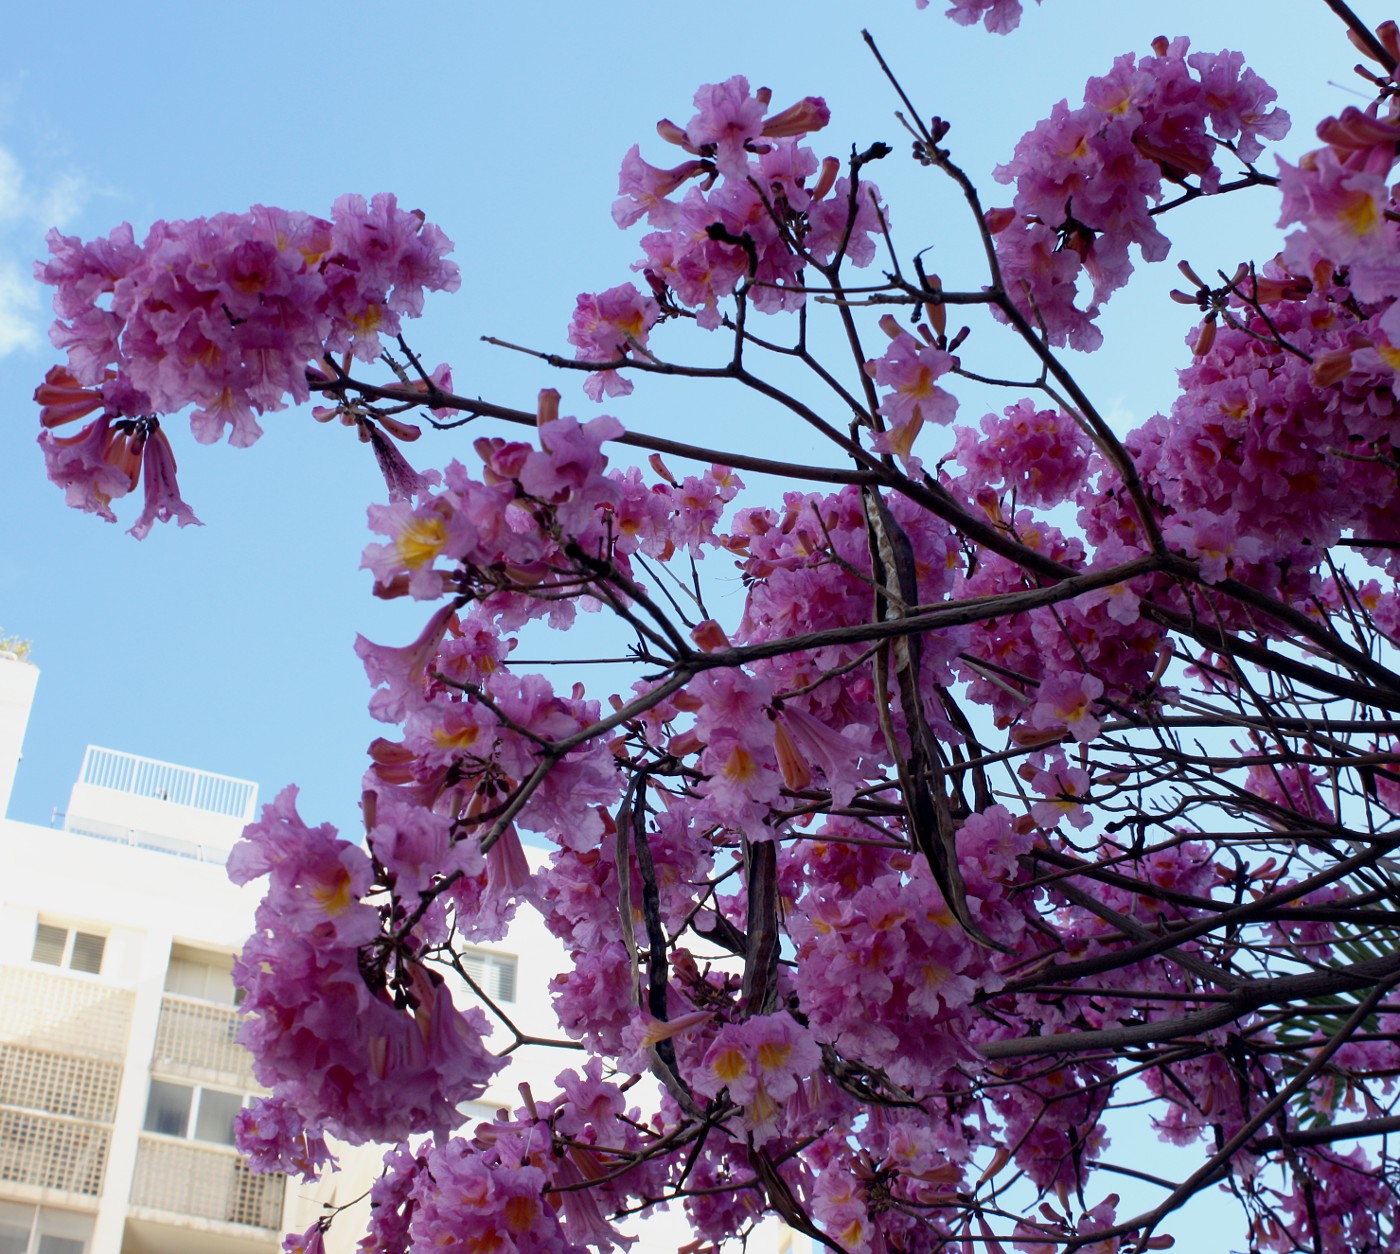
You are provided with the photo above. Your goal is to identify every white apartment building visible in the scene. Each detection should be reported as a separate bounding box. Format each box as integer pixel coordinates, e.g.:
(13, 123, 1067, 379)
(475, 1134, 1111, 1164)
(0, 651, 288, 1254)
(0, 654, 792, 1254)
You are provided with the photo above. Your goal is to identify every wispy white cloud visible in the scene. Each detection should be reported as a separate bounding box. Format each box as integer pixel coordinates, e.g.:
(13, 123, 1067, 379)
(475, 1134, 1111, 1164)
(0, 143, 85, 227)
(0, 259, 43, 356)
(37, 172, 86, 230)
(0, 142, 89, 358)
(0, 147, 23, 220)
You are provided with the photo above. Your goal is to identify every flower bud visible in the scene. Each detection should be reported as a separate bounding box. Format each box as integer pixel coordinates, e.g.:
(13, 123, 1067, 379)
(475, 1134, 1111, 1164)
(761, 96, 831, 138)
(536, 388, 561, 427)
(985, 207, 1016, 234)
(1191, 312, 1218, 357)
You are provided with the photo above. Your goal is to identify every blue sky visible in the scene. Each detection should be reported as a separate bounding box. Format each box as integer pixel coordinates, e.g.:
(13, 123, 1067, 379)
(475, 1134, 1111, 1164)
(0, 2, 1386, 1247)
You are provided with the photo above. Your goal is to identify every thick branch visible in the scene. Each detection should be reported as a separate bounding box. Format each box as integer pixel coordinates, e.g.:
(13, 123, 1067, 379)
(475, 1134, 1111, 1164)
(979, 952, 1400, 1059)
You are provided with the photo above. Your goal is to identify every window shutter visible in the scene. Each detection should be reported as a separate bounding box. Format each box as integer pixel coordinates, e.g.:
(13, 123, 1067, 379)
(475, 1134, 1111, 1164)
(68, 933, 105, 975)
(31, 924, 67, 967)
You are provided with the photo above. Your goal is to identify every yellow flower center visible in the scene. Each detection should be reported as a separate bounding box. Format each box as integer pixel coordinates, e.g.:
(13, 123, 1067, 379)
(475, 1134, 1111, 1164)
(396, 516, 447, 568)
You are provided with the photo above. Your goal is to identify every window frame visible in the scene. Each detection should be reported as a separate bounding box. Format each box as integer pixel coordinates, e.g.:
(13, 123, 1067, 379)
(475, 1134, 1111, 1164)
(142, 1078, 247, 1148)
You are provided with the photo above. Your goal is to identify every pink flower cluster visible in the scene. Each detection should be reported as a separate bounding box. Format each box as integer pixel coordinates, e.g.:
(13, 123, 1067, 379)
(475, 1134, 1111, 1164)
(35, 194, 457, 531)
(951, 399, 1091, 509)
(788, 810, 1031, 1095)
(989, 38, 1288, 348)
(1107, 258, 1400, 599)
(567, 73, 882, 372)
(340, 1061, 669, 1253)
(233, 1094, 334, 1182)
(945, 511, 1166, 741)
(724, 482, 965, 784)
(36, 369, 200, 538)
(229, 787, 501, 1145)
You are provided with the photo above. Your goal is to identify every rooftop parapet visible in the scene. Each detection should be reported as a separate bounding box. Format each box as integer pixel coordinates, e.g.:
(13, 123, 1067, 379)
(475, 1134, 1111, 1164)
(64, 746, 258, 863)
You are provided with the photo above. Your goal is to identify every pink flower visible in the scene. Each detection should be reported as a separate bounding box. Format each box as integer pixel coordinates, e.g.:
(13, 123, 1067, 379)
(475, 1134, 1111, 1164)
(1163, 509, 1268, 583)
(37, 412, 136, 523)
(806, 177, 888, 268)
(694, 1012, 822, 1143)
(941, 0, 1033, 34)
(128, 424, 201, 539)
(34, 365, 108, 428)
(368, 788, 483, 901)
(612, 146, 711, 229)
(1028, 672, 1105, 743)
(865, 320, 958, 461)
(1279, 147, 1392, 273)
(684, 76, 769, 177)
(1188, 48, 1289, 163)
(1027, 754, 1094, 830)
(281, 1224, 327, 1254)
(519, 412, 625, 534)
(567, 283, 660, 401)
(355, 603, 459, 723)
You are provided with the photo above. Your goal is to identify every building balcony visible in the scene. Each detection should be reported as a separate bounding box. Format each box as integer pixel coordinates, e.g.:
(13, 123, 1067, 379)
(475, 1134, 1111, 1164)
(129, 1136, 284, 1234)
(0, 1043, 121, 1124)
(0, 967, 134, 1062)
(0, 1108, 108, 1201)
(152, 997, 254, 1089)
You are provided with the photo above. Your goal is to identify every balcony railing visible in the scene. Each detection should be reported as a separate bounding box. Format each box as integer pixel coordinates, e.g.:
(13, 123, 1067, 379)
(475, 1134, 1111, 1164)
(0, 967, 134, 1061)
(0, 1044, 121, 1123)
(130, 1137, 284, 1230)
(0, 1109, 108, 1197)
(152, 995, 254, 1085)
(77, 746, 258, 820)
(61, 815, 236, 866)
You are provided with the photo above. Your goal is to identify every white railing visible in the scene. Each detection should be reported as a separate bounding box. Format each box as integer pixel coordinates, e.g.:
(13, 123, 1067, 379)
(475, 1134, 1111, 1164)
(153, 996, 254, 1084)
(0, 1109, 108, 1197)
(130, 1137, 283, 1230)
(78, 746, 258, 821)
(62, 815, 232, 866)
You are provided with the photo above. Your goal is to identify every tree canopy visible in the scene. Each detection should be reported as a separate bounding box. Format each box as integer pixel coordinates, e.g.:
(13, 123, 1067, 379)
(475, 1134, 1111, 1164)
(29, 2, 1400, 1250)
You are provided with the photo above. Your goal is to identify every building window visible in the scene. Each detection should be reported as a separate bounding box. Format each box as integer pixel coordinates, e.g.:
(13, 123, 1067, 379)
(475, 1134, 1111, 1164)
(30, 924, 104, 976)
(142, 1080, 242, 1147)
(163, 949, 238, 1005)
(461, 949, 517, 1002)
(0, 1202, 91, 1254)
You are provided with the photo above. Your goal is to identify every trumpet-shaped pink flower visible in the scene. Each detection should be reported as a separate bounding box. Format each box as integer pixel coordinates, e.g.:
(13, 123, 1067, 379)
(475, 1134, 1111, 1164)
(127, 424, 201, 539)
(865, 326, 957, 461)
